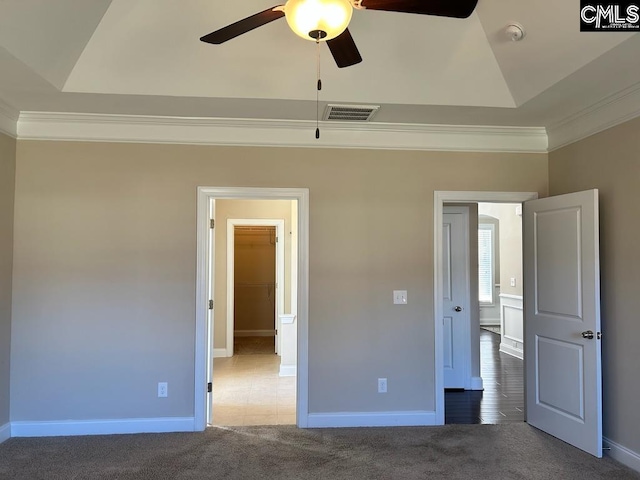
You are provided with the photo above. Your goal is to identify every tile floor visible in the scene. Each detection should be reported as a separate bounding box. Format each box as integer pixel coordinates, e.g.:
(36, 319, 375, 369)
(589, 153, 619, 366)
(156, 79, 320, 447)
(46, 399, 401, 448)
(211, 353, 296, 426)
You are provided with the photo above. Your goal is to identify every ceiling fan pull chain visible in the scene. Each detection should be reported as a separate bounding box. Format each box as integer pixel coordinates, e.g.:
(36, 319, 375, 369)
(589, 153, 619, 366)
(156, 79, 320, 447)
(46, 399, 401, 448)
(316, 37, 321, 139)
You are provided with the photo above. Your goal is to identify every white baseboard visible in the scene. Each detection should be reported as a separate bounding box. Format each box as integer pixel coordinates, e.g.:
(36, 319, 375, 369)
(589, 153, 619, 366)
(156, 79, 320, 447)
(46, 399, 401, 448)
(234, 330, 275, 337)
(213, 348, 228, 358)
(604, 437, 640, 473)
(0, 422, 10, 443)
(469, 376, 483, 391)
(307, 411, 437, 428)
(499, 342, 523, 360)
(279, 365, 297, 377)
(11, 417, 196, 438)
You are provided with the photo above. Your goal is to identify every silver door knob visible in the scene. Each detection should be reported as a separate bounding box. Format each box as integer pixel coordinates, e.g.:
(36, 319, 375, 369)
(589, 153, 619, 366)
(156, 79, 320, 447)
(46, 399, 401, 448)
(581, 330, 594, 339)
(454, 306, 463, 312)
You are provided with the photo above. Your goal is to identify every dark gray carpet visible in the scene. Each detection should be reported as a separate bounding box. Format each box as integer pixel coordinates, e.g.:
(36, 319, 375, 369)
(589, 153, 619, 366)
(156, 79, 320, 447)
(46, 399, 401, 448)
(1, 424, 638, 479)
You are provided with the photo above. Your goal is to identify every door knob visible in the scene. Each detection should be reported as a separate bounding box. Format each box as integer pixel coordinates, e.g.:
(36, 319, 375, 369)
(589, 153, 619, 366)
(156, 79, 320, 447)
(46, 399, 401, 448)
(581, 330, 594, 339)
(454, 306, 463, 312)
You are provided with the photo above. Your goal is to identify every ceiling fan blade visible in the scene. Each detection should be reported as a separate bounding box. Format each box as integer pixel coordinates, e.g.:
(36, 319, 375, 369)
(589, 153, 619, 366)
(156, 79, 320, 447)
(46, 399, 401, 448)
(326, 29, 362, 68)
(200, 6, 285, 44)
(360, 0, 478, 19)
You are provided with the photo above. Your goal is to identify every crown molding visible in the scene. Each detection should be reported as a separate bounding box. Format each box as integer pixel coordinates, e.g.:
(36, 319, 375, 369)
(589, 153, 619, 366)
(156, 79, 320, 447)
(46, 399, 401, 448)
(11, 79, 640, 153)
(17, 112, 548, 153)
(547, 81, 640, 152)
(0, 99, 18, 138)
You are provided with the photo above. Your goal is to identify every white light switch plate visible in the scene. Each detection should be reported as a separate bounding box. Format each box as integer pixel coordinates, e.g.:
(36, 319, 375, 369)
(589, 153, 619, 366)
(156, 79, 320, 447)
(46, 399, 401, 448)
(393, 290, 408, 305)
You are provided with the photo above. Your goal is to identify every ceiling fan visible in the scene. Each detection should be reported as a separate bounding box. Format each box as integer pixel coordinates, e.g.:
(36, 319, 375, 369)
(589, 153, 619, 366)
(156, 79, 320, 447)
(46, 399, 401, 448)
(200, 0, 479, 68)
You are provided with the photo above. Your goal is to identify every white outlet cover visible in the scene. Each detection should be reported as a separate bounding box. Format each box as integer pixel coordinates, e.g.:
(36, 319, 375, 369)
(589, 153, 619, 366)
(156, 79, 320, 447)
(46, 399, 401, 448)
(393, 290, 408, 305)
(158, 382, 168, 398)
(378, 378, 388, 393)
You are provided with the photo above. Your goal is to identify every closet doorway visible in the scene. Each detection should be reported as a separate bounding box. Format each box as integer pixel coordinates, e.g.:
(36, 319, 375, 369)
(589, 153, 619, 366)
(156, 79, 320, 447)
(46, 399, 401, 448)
(233, 225, 279, 355)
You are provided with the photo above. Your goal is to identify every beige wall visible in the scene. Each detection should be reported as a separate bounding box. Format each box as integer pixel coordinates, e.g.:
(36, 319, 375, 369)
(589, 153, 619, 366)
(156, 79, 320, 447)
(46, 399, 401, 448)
(214, 200, 292, 349)
(0, 132, 16, 427)
(10, 140, 547, 421)
(478, 203, 523, 296)
(549, 116, 640, 455)
(234, 229, 276, 333)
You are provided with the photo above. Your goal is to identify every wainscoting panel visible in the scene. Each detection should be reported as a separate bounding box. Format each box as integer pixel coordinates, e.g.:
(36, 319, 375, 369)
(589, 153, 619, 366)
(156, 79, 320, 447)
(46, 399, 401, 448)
(480, 285, 501, 326)
(500, 294, 524, 359)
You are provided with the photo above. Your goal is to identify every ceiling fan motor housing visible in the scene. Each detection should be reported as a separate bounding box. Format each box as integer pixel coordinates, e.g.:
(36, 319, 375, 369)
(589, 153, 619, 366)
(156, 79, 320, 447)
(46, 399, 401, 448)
(284, 0, 353, 41)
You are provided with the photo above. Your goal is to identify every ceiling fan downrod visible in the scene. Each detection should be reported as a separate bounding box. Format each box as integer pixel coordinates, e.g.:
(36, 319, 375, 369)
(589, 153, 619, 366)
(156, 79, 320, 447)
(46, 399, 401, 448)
(314, 33, 323, 139)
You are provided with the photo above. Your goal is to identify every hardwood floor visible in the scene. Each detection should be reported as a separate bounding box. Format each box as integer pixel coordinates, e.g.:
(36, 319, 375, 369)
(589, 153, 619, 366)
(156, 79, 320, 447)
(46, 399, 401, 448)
(445, 329, 524, 424)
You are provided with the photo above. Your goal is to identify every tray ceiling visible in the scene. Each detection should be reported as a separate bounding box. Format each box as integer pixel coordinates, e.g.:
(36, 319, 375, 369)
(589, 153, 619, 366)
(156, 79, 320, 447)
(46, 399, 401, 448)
(0, 0, 639, 130)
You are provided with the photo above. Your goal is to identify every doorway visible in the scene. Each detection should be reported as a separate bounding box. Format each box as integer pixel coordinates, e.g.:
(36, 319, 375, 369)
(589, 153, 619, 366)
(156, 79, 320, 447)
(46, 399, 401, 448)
(434, 191, 538, 425)
(194, 187, 309, 431)
(437, 190, 603, 457)
(227, 220, 285, 357)
(210, 216, 295, 427)
(233, 225, 278, 354)
(444, 202, 526, 424)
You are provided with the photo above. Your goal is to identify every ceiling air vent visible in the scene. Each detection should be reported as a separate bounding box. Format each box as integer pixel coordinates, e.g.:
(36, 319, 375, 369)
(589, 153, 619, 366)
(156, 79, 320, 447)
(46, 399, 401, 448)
(323, 104, 380, 122)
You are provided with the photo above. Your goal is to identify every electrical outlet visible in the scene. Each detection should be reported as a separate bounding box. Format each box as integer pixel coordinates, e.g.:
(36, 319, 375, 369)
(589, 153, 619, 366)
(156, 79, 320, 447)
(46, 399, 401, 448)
(378, 378, 387, 393)
(158, 382, 168, 398)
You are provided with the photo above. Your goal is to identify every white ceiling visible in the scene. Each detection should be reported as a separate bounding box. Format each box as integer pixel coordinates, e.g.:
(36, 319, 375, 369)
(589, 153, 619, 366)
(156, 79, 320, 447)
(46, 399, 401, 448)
(0, 0, 639, 131)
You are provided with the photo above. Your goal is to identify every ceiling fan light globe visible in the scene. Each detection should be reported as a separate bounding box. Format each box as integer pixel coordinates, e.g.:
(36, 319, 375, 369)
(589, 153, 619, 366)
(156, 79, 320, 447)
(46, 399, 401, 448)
(284, 0, 353, 41)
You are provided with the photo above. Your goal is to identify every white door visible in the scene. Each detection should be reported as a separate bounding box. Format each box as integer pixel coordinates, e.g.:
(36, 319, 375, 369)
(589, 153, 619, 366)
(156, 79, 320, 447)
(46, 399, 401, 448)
(524, 189, 602, 457)
(443, 207, 470, 389)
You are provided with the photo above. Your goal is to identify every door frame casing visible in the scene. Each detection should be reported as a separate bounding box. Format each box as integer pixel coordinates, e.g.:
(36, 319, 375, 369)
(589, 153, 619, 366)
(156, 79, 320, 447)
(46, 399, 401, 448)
(434, 191, 538, 425)
(226, 218, 285, 357)
(195, 187, 309, 431)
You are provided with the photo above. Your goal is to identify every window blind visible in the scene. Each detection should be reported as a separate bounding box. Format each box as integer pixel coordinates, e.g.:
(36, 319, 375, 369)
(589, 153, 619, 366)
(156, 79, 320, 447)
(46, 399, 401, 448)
(478, 226, 494, 304)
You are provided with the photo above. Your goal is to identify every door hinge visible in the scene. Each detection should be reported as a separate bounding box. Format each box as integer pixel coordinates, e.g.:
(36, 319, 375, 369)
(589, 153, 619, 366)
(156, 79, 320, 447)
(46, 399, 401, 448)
(275, 329, 278, 336)
(207, 382, 212, 393)
(276, 236, 278, 243)
(210, 219, 215, 229)
(208, 300, 214, 310)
